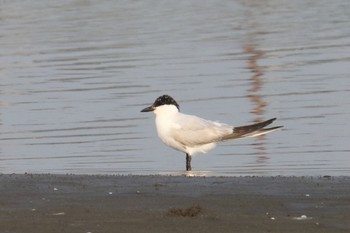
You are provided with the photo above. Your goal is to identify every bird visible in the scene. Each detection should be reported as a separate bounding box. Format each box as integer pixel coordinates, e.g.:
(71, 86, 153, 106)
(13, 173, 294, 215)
(141, 95, 283, 171)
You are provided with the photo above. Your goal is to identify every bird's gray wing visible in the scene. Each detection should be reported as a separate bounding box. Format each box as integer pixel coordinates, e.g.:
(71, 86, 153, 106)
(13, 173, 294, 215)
(221, 118, 283, 140)
(170, 114, 233, 146)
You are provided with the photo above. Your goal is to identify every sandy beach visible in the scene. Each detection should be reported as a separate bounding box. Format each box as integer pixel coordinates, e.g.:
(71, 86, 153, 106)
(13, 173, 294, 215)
(0, 174, 349, 233)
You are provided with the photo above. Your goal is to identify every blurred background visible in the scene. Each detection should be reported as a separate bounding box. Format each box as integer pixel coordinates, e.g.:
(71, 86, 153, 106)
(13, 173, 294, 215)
(1, 0, 349, 176)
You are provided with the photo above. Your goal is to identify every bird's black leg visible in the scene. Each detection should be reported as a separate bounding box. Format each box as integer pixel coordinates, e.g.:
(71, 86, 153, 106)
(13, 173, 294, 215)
(186, 153, 192, 171)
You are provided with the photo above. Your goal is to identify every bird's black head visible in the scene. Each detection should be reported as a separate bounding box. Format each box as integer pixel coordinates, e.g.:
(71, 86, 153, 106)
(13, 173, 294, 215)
(153, 95, 179, 109)
(141, 95, 180, 112)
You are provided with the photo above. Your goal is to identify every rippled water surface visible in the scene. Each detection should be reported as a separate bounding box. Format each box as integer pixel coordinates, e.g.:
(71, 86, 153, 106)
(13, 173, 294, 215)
(1, 0, 349, 176)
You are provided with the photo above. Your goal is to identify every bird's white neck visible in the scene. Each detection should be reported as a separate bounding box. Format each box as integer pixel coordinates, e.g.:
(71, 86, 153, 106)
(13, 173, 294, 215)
(153, 104, 179, 117)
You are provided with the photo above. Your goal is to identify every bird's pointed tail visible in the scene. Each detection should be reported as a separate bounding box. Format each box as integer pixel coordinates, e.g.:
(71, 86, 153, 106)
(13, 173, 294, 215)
(221, 118, 283, 141)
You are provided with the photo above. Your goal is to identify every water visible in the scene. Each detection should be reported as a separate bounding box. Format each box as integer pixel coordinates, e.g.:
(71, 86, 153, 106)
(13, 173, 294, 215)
(1, 0, 349, 176)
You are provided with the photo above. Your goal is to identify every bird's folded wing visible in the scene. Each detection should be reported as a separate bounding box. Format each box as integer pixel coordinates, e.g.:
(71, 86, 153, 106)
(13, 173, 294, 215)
(170, 115, 233, 146)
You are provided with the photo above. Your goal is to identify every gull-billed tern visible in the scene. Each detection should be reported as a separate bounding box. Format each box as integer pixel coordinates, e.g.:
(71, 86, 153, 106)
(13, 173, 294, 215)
(141, 95, 283, 171)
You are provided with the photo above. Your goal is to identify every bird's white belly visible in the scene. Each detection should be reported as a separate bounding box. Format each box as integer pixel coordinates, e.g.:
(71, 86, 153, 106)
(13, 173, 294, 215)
(186, 143, 216, 155)
(155, 117, 216, 155)
(155, 118, 183, 152)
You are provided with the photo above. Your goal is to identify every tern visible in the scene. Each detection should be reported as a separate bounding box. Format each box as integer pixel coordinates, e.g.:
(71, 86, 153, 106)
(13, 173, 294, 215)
(141, 95, 283, 171)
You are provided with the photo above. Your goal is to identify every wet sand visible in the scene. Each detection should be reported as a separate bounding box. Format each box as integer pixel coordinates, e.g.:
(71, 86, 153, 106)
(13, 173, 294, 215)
(0, 174, 349, 233)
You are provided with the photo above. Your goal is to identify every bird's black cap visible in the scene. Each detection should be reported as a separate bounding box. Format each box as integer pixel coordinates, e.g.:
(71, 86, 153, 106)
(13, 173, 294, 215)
(153, 95, 179, 109)
(141, 95, 180, 112)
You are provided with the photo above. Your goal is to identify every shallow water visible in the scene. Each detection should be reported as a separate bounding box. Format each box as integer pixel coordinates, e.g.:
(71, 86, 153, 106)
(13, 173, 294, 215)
(1, 0, 349, 176)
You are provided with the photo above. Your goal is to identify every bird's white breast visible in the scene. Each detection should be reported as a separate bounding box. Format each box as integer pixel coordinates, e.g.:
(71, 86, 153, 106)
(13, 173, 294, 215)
(154, 106, 186, 153)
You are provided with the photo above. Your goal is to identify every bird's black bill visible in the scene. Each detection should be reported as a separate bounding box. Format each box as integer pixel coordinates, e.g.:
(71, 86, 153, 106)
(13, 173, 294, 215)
(141, 106, 154, 112)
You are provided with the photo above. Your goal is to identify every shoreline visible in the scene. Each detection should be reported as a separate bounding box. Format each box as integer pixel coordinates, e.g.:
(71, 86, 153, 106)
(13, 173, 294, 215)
(1, 174, 349, 233)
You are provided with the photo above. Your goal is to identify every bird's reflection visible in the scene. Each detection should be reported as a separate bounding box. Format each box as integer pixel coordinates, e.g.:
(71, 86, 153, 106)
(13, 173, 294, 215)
(244, 44, 269, 162)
